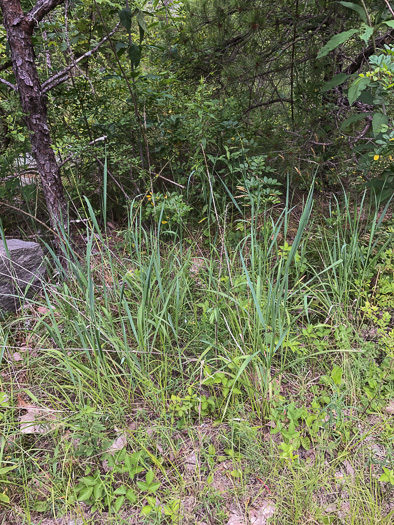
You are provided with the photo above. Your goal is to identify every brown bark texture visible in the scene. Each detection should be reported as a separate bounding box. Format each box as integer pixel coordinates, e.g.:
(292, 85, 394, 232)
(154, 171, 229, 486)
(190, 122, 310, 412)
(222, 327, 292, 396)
(0, 0, 68, 230)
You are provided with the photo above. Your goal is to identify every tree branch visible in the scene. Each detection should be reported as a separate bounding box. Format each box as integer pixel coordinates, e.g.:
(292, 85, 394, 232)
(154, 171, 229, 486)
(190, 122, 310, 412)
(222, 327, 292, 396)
(384, 0, 394, 18)
(0, 61, 12, 73)
(25, 0, 65, 28)
(41, 23, 120, 93)
(0, 77, 17, 90)
(243, 98, 291, 114)
(344, 29, 394, 74)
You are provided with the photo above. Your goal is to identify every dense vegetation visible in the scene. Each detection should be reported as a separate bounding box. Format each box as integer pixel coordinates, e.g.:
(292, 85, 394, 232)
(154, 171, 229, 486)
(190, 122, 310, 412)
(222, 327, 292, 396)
(0, 0, 394, 523)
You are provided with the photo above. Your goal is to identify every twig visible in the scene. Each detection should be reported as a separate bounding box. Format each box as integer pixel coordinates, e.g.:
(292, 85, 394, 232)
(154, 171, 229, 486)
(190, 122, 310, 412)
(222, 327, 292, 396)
(58, 136, 107, 168)
(0, 77, 17, 91)
(384, 0, 394, 19)
(157, 174, 185, 188)
(41, 23, 120, 93)
(0, 200, 59, 239)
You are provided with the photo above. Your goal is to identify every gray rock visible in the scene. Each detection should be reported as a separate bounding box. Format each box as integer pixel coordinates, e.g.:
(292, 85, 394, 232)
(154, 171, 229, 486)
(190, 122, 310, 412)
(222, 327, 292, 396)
(0, 239, 45, 313)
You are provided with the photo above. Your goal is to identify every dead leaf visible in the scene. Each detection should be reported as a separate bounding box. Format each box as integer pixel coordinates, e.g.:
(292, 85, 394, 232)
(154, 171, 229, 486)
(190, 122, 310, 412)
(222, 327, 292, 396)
(250, 501, 276, 524)
(18, 397, 54, 434)
(226, 514, 245, 525)
(184, 451, 198, 472)
(36, 306, 50, 315)
(343, 460, 355, 478)
(190, 257, 205, 275)
(20, 405, 51, 434)
(385, 400, 394, 414)
(106, 432, 127, 454)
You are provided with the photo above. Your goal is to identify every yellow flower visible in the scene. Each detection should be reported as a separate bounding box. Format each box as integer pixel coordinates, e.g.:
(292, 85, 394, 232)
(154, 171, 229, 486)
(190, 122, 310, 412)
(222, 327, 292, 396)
(162, 221, 167, 224)
(374, 155, 380, 161)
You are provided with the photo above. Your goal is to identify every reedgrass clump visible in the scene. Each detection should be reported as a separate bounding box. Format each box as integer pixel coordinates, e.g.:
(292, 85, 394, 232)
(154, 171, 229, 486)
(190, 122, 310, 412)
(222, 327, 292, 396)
(0, 188, 393, 522)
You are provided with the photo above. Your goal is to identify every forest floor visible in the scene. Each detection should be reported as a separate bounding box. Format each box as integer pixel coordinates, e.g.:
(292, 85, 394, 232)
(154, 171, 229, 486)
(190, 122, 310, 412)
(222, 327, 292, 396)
(0, 194, 394, 524)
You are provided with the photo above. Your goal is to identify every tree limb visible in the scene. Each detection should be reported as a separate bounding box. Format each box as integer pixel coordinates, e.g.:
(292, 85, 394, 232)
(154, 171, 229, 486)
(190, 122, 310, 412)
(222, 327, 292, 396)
(0, 61, 12, 73)
(344, 29, 394, 74)
(243, 98, 291, 114)
(41, 23, 120, 93)
(25, 0, 65, 28)
(0, 77, 17, 90)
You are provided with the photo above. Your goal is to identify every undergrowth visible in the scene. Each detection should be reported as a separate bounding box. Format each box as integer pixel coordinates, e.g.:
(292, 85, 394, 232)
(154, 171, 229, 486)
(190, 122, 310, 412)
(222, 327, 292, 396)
(0, 189, 393, 524)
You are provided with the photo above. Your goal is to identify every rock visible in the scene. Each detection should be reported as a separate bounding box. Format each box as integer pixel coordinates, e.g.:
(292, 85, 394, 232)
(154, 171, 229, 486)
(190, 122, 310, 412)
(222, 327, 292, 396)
(0, 239, 45, 313)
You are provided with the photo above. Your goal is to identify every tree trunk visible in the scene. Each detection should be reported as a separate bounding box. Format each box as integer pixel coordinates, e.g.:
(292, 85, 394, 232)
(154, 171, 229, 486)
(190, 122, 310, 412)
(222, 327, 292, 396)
(0, 0, 68, 231)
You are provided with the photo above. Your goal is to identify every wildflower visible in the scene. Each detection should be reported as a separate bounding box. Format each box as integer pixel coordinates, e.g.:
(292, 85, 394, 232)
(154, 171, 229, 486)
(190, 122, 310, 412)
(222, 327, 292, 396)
(374, 155, 380, 161)
(162, 221, 167, 224)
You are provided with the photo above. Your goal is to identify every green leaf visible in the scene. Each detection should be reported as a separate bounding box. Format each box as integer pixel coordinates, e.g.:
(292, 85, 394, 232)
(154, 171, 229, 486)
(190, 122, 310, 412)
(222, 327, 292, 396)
(147, 481, 160, 493)
(116, 41, 128, 58)
(93, 482, 103, 500)
(340, 112, 370, 130)
(137, 481, 149, 491)
(137, 12, 147, 43)
(317, 29, 359, 58)
(80, 476, 96, 487)
(231, 469, 242, 478)
(129, 44, 142, 68)
(0, 465, 17, 475)
(372, 113, 388, 135)
(348, 77, 371, 105)
(340, 2, 368, 24)
(77, 486, 93, 502)
(33, 501, 48, 512)
(331, 365, 343, 386)
(383, 20, 394, 28)
(0, 492, 10, 503)
(321, 73, 349, 92)
(126, 488, 137, 503)
(141, 505, 153, 516)
(114, 486, 127, 495)
(114, 495, 125, 512)
(119, 7, 133, 32)
(146, 469, 154, 485)
(360, 24, 374, 44)
(379, 467, 394, 484)
(0, 392, 9, 407)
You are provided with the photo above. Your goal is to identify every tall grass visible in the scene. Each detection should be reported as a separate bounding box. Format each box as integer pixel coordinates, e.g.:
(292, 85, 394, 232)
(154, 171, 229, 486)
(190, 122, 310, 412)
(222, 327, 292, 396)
(0, 187, 391, 419)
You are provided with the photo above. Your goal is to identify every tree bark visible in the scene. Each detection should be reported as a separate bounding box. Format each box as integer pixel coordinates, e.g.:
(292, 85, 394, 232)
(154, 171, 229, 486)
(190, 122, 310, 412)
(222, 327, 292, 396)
(0, 0, 68, 231)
